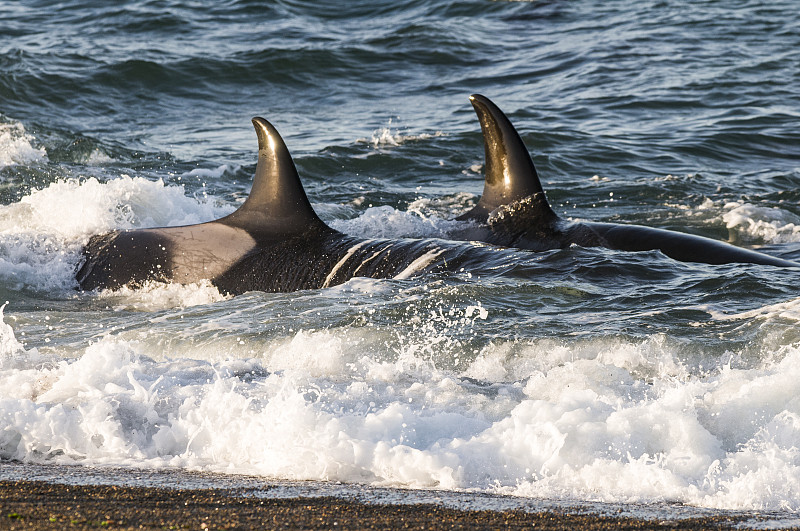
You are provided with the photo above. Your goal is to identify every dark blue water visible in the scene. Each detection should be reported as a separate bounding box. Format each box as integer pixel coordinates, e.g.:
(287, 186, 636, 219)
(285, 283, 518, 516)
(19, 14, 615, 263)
(2, 0, 800, 523)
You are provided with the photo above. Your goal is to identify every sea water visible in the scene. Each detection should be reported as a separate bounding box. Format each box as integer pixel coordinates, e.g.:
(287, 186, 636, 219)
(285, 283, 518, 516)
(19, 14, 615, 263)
(2, 0, 800, 525)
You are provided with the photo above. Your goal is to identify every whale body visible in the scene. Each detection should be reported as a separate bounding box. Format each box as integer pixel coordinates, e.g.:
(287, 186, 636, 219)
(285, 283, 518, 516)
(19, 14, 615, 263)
(76, 118, 482, 294)
(453, 94, 799, 268)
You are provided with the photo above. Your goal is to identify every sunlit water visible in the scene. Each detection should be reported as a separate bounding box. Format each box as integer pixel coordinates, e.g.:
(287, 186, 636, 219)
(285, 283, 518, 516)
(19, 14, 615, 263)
(2, 0, 800, 525)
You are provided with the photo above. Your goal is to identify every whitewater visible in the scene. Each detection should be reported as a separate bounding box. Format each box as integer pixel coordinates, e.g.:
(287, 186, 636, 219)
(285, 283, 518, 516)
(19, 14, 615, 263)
(3, 0, 800, 526)
(2, 122, 800, 522)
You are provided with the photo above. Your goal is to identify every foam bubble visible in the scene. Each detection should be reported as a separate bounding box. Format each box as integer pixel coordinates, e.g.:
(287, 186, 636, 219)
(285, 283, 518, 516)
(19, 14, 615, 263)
(327, 195, 482, 241)
(178, 164, 238, 181)
(329, 205, 465, 239)
(0, 304, 25, 359)
(1, 316, 800, 511)
(467, 343, 800, 511)
(721, 202, 800, 244)
(84, 149, 114, 165)
(360, 120, 445, 149)
(4, 175, 228, 239)
(703, 297, 800, 322)
(406, 192, 477, 221)
(0, 121, 47, 168)
(266, 329, 353, 378)
(96, 280, 229, 311)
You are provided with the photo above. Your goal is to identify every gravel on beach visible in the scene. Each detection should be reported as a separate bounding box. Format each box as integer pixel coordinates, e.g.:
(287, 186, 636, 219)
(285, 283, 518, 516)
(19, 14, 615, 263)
(0, 479, 753, 530)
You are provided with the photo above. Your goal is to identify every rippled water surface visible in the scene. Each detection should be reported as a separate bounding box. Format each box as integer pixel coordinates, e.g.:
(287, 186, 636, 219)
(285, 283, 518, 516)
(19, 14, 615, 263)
(2, 0, 800, 524)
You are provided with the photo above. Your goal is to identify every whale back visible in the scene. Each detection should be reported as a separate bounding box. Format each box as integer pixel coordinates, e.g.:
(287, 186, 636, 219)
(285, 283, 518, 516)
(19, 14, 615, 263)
(77, 117, 335, 291)
(457, 95, 799, 268)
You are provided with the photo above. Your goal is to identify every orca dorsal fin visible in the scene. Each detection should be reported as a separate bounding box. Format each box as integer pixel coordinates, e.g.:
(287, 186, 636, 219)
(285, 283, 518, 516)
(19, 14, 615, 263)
(458, 94, 555, 223)
(224, 117, 326, 234)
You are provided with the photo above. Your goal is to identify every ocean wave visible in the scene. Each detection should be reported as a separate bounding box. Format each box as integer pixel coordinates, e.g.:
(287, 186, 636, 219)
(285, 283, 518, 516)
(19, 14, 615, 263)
(2, 311, 800, 511)
(721, 202, 800, 244)
(0, 121, 47, 169)
(2, 0, 800, 518)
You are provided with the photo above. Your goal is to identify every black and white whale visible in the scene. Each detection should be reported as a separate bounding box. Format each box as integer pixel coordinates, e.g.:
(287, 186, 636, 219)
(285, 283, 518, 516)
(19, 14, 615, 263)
(76, 118, 485, 295)
(452, 94, 799, 267)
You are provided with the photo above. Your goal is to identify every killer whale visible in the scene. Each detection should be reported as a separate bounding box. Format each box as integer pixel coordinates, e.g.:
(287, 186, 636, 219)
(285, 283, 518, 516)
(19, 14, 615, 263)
(453, 94, 799, 267)
(76, 118, 482, 295)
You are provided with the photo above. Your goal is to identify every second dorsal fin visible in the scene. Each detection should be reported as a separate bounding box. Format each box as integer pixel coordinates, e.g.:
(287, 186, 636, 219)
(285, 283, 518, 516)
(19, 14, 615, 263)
(223, 117, 326, 234)
(457, 94, 554, 223)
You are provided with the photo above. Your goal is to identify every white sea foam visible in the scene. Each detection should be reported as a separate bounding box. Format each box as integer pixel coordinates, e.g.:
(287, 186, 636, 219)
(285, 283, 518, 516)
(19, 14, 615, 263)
(0, 175, 232, 292)
(721, 202, 800, 244)
(406, 192, 477, 221)
(360, 120, 445, 149)
(1, 307, 799, 512)
(96, 280, 229, 312)
(0, 121, 47, 168)
(329, 204, 466, 240)
(2, 131, 799, 514)
(178, 164, 238, 181)
(695, 199, 800, 244)
(328, 193, 479, 240)
(83, 149, 114, 165)
(0, 304, 25, 359)
(702, 297, 800, 323)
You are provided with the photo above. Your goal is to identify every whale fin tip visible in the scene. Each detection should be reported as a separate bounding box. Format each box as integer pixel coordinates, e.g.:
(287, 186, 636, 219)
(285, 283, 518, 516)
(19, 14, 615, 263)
(225, 117, 325, 233)
(458, 95, 554, 223)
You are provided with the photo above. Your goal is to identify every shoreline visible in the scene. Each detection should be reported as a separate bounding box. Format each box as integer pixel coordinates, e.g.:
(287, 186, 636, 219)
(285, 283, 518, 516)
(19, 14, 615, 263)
(0, 480, 743, 530)
(1, 461, 795, 530)
(0, 478, 753, 531)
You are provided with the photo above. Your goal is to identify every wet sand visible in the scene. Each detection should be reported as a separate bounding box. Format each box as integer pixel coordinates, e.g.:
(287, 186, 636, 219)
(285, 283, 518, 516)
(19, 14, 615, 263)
(0, 478, 752, 530)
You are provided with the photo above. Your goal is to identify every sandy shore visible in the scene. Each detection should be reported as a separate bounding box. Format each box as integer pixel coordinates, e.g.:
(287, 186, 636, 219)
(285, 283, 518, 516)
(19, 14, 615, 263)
(0, 478, 755, 530)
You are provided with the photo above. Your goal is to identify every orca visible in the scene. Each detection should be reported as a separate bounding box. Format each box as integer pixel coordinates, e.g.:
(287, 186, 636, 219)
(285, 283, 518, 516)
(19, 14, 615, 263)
(76, 118, 483, 295)
(453, 94, 799, 267)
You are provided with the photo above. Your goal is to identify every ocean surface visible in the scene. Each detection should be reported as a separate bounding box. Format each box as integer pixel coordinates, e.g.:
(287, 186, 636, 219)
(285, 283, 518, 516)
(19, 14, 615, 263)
(2, 0, 800, 525)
